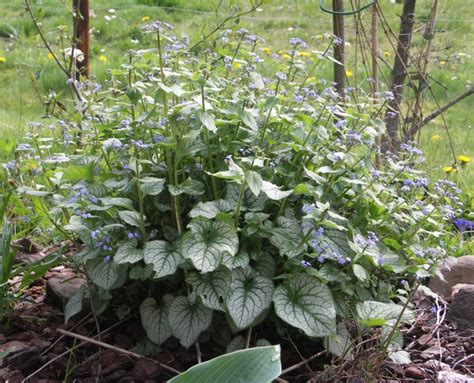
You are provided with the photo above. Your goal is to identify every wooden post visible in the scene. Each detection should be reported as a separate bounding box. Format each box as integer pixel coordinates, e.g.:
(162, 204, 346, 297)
(384, 0, 416, 151)
(332, 0, 345, 98)
(73, 0, 89, 79)
(371, 2, 381, 167)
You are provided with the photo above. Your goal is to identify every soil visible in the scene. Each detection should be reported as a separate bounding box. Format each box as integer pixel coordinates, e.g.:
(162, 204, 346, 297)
(1, 264, 473, 382)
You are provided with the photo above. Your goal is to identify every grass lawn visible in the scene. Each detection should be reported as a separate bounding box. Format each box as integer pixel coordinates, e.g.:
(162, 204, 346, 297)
(0, 0, 472, 190)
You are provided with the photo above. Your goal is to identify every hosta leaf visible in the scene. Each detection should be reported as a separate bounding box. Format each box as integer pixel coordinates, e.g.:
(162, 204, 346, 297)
(246, 171, 263, 197)
(261, 181, 292, 200)
(118, 210, 143, 227)
(270, 217, 305, 258)
(114, 239, 144, 264)
(199, 111, 217, 133)
(226, 268, 273, 330)
(144, 240, 182, 278)
(187, 268, 232, 311)
(273, 274, 336, 337)
(86, 259, 119, 290)
(169, 346, 281, 383)
(356, 301, 414, 327)
(140, 177, 165, 196)
(189, 200, 232, 219)
(181, 219, 238, 273)
(168, 296, 213, 348)
(140, 296, 173, 346)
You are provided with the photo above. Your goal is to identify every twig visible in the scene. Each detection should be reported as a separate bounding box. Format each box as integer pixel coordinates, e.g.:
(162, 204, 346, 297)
(57, 328, 181, 375)
(22, 318, 127, 382)
(280, 350, 326, 376)
(189, 1, 263, 51)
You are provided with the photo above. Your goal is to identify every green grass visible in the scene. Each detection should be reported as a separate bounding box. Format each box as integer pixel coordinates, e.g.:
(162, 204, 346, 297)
(0, 0, 472, 189)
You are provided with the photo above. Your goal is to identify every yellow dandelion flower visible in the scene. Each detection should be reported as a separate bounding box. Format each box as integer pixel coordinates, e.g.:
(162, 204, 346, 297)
(431, 134, 441, 142)
(458, 155, 471, 164)
(142, 16, 150, 22)
(383, 50, 392, 57)
(439, 60, 447, 66)
(233, 62, 241, 69)
(345, 69, 352, 77)
(98, 55, 107, 63)
(282, 53, 291, 60)
(277, 50, 284, 55)
(262, 47, 271, 55)
(47, 52, 54, 60)
(297, 51, 311, 57)
(0, 57, 6, 63)
(307, 77, 317, 82)
(442, 166, 457, 173)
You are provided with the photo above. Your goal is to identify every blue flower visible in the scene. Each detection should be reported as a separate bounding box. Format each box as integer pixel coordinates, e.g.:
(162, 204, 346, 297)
(302, 203, 315, 215)
(300, 260, 311, 268)
(452, 218, 474, 234)
(276, 72, 287, 81)
(104, 255, 112, 263)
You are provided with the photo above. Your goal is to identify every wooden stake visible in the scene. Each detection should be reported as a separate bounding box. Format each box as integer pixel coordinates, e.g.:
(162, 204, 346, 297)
(73, 0, 89, 79)
(332, 0, 345, 98)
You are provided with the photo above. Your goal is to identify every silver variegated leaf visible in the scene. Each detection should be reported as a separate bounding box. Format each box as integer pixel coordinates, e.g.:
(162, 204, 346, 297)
(114, 239, 144, 264)
(144, 240, 182, 278)
(222, 251, 250, 270)
(189, 199, 232, 219)
(270, 217, 305, 258)
(168, 296, 213, 348)
(187, 268, 232, 311)
(140, 296, 173, 345)
(226, 268, 273, 330)
(181, 219, 238, 273)
(273, 274, 336, 337)
(86, 259, 119, 290)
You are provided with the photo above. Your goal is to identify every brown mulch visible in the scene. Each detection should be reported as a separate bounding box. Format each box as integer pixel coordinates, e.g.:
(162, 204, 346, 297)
(1, 256, 473, 382)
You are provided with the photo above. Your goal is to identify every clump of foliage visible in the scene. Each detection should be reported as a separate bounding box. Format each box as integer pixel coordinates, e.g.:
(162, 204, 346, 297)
(3, 20, 468, 374)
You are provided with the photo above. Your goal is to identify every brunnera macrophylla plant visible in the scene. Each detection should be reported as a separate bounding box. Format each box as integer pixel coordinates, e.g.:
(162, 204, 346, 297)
(4, 21, 465, 362)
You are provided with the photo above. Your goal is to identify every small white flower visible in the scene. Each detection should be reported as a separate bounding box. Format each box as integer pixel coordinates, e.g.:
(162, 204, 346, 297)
(64, 48, 84, 62)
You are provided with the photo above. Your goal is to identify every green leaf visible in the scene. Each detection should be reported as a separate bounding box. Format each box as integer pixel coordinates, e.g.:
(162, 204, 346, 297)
(99, 197, 134, 210)
(118, 210, 143, 227)
(241, 110, 258, 132)
(182, 219, 239, 273)
(169, 345, 282, 383)
(140, 177, 165, 196)
(261, 181, 292, 200)
(222, 251, 249, 270)
(187, 268, 232, 311)
(270, 217, 304, 258)
(114, 239, 144, 264)
(356, 301, 414, 327)
(168, 296, 213, 348)
(189, 200, 232, 219)
(86, 259, 119, 290)
(169, 178, 205, 196)
(226, 183, 266, 212)
(199, 111, 217, 133)
(129, 263, 153, 280)
(226, 268, 273, 330)
(140, 296, 173, 346)
(273, 275, 336, 337)
(353, 264, 368, 282)
(144, 240, 182, 278)
(64, 285, 86, 324)
(246, 171, 263, 197)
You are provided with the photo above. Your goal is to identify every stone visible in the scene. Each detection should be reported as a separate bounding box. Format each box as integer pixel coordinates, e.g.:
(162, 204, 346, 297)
(405, 366, 426, 379)
(46, 275, 87, 307)
(437, 370, 474, 383)
(0, 341, 30, 367)
(446, 283, 474, 331)
(429, 256, 474, 298)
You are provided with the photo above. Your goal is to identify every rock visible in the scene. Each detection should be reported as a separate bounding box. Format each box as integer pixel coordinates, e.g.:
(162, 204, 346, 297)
(0, 341, 30, 367)
(405, 366, 426, 379)
(420, 345, 447, 360)
(429, 256, 474, 298)
(46, 275, 87, 307)
(437, 370, 474, 383)
(446, 284, 474, 330)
